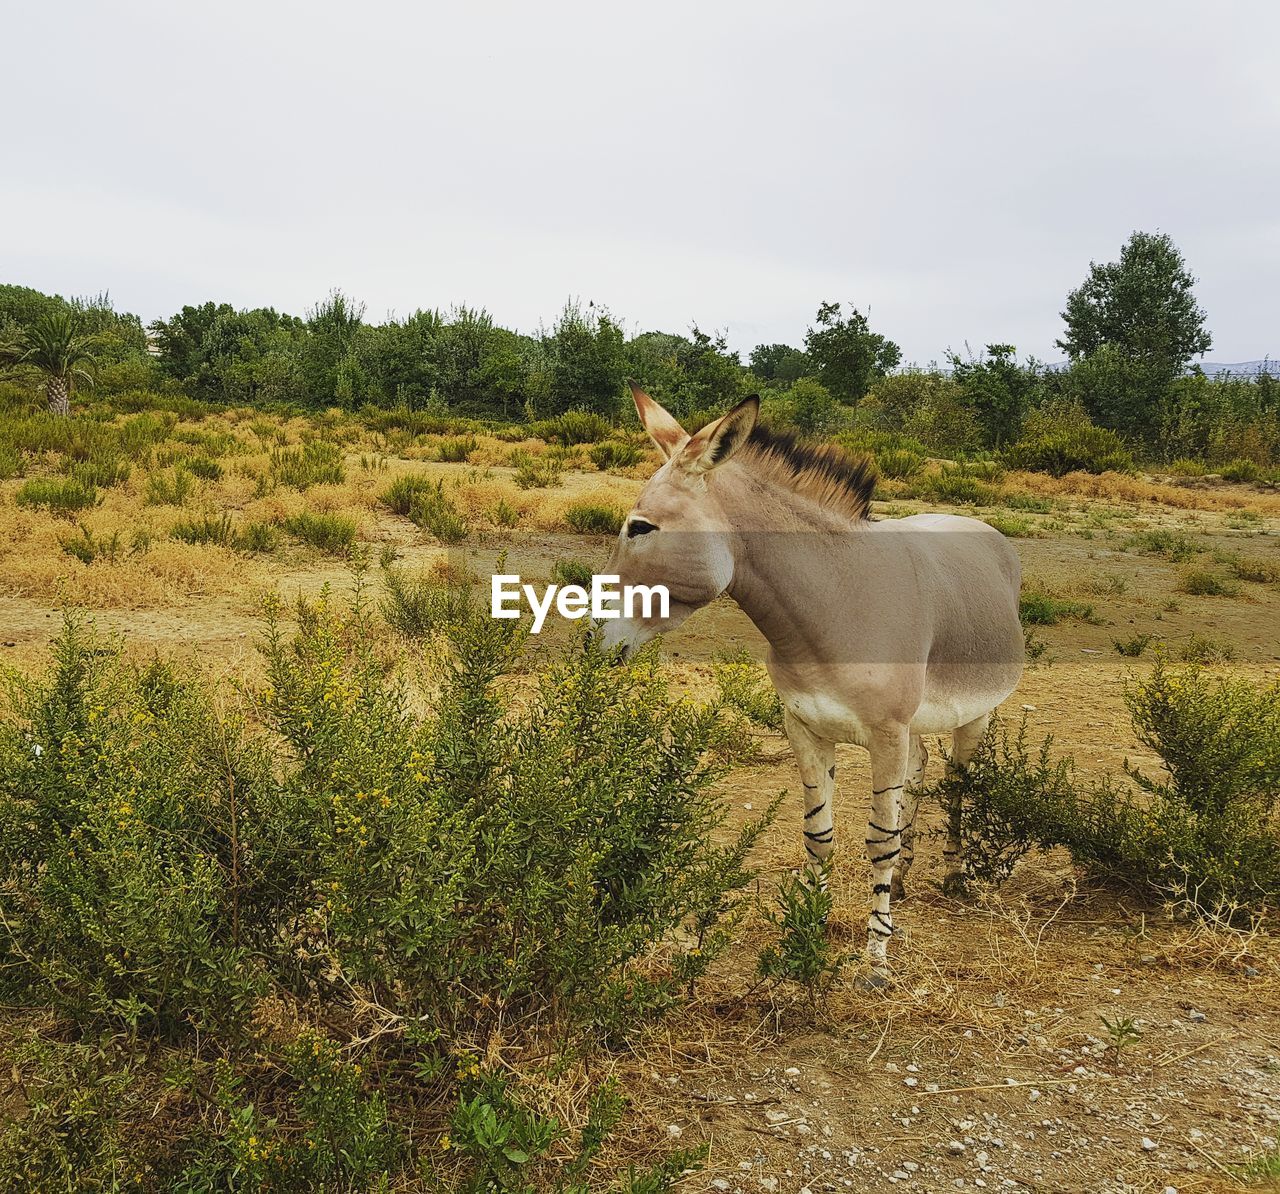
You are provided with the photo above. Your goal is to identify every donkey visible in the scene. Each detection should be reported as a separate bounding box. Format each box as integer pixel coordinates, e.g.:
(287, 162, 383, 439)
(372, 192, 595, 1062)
(597, 384, 1025, 978)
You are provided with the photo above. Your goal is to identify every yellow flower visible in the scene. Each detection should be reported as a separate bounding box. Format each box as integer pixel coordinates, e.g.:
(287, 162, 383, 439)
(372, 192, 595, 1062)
(439, 1134, 452, 1151)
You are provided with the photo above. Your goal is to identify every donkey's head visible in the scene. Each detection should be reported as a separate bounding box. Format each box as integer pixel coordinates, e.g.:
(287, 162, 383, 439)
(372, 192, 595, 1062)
(595, 384, 758, 658)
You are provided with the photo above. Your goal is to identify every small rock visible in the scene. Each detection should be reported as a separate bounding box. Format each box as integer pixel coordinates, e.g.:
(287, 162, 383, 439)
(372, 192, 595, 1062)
(1021, 704, 1037, 711)
(1142, 1136, 1158, 1151)
(785, 1066, 801, 1076)
(1028, 1089, 1041, 1103)
(1189, 1009, 1207, 1023)
(759, 1180, 779, 1193)
(711, 1181, 731, 1192)
(905, 1077, 919, 1088)
(948, 1140, 967, 1154)
(666, 1124, 683, 1139)
(1246, 966, 1260, 978)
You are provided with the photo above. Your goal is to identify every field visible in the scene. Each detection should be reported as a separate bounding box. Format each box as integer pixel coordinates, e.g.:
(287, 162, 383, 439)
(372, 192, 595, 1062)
(3, 396, 1280, 1192)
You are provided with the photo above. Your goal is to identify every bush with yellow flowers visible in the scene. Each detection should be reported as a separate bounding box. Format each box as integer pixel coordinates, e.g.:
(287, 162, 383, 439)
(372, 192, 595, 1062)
(0, 580, 772, 1189)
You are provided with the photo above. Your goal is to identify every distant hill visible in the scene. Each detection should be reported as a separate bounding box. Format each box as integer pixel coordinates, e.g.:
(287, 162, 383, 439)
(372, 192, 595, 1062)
(1193, 359, 1277, 376)
(1041, 358, 1276, 376)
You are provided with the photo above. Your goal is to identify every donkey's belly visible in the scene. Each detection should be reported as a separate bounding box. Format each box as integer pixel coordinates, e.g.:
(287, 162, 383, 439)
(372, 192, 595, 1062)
(779, 689, 876, 745)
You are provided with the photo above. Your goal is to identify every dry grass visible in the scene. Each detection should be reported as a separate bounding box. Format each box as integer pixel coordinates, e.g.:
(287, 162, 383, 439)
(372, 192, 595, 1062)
(1006, 468, 1280, 514)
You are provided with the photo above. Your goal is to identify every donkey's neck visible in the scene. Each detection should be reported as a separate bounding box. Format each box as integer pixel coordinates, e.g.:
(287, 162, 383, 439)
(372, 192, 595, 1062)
(715, 469, 865, 657)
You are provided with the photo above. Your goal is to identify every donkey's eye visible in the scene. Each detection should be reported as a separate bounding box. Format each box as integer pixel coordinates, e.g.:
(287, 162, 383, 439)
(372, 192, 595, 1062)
(627, 519, 659, 538)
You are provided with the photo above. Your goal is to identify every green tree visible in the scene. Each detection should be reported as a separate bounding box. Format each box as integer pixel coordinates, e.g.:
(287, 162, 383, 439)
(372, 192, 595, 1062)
(1058, 231, 1212, 367)
(784, 376, 838, 435)
(301, 290, 366, 407)
(804, 301, 901, 403)
(749, 342, 809, 386)
(948, 344, 1044, 449)
(532, 301, 628, 418)
(2, 309, 98, 416)
(149, 301, 236, 383)
(1057, 231, 1211, 438)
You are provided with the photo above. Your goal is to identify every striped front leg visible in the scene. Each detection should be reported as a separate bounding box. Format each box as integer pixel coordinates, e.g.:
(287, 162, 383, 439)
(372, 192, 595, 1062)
(783, 710, 837, 889)
(865, 725, 910, 976)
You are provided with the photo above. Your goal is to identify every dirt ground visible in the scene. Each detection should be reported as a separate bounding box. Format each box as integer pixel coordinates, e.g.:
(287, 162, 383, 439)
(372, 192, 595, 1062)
(3, 453, 1280, 1192)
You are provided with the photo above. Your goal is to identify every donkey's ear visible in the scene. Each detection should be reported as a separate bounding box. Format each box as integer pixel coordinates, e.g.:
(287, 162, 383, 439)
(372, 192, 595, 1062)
(677, 395, 759, 476)
(630, 381, 688, 460)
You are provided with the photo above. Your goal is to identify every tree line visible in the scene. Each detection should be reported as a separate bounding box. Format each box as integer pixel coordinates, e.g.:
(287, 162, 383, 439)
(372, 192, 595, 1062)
(1, 231, 1275, 466)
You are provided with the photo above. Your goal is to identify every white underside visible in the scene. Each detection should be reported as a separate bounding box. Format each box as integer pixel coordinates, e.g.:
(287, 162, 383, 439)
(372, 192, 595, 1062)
(779, 686, 1010, 744)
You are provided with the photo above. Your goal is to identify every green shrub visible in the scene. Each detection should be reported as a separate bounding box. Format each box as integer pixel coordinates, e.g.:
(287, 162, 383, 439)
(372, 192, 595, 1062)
(380, 567, 475, 639)
(183, 454, 223, 481)
(936, 662, 1280, 916)
(564, 501, 624, 535)
(15, 476, 99, 515)
(532, 410, 613, 446)
(550, 558, 596, 589)
(232, 520, 280, 553)
(874, 447, 924, 479)
(145, 467, 195, 506)
(1125, 528, 1199, 562)
(982, 514, 1042, 538)
(381, 473, 435, 516)
(437, 435, 479, 463)
(282, 511, 357, 553)
(711, 650, 783, 731)
(490, 498, 520, 527)
(589, 439, 644, 470)
(0, 441, 22, 480)
(1230, 556, 1280, 584)
(1177, 567, 1240, 597)
(932, 719, 1077, 887)
(757, 870, 843, 996)
(1180, 633, 1236, 664)
(832, 428, 931, 459)
(1221, 458, 1261, 483)
(270, 440, 345, 488)
(1018, 588, 1098, 625)
(170, 512, 235, 548)
(0, 596, 764, 1188)
(58, 524, 124, 564)
(1113, 632, 1155, 657)
(1003, 424, 1135, 476)
(66, 451, 131, 488)
(510, 450, 564, 489)
(382, 476, 468, 543)
(916, 465, 999, 506)
(1167, 457, 1207, 477)
(1003, 491, 1054, 513)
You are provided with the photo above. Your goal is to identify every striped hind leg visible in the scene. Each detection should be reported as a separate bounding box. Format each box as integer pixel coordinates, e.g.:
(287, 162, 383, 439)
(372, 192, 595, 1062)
(890, 735, 929, 900)
(942, 712, 990, 894)
(865, 723, 911, 976)
(783, 710, 837, 889)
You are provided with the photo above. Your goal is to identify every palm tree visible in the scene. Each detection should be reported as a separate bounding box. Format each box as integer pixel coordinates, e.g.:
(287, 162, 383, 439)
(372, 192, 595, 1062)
(3, 310, 97, 416)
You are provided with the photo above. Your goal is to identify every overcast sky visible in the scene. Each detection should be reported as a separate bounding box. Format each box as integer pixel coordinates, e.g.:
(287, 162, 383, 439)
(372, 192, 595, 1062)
(4, 0, 1277, 363)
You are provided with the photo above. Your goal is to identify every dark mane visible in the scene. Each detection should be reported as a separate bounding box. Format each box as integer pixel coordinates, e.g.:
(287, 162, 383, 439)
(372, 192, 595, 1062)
(739, 424, 877, 521)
